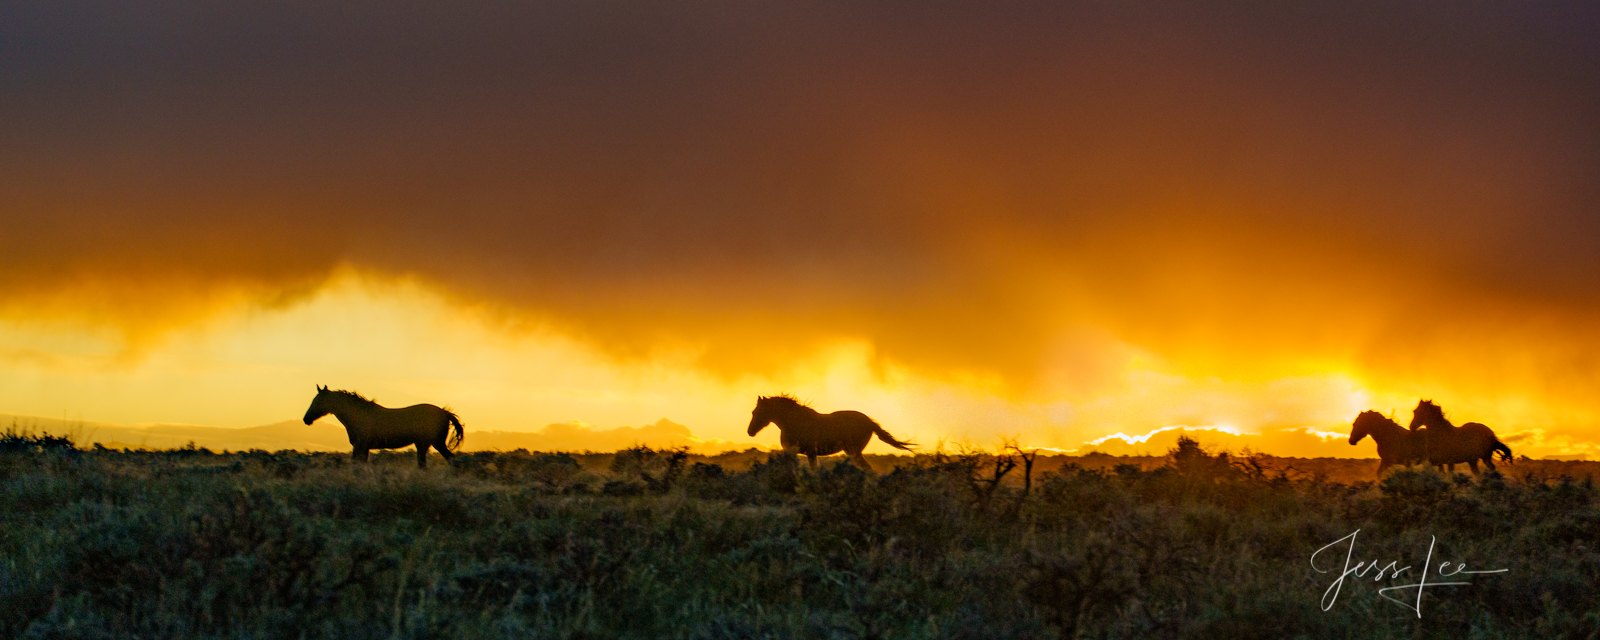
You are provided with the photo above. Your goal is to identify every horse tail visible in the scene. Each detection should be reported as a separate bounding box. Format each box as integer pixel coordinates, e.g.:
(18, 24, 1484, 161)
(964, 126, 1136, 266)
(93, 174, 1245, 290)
(444, 410, 465, 452)
(1492, 440, 1512, 463)
(870, 420, 917, 452)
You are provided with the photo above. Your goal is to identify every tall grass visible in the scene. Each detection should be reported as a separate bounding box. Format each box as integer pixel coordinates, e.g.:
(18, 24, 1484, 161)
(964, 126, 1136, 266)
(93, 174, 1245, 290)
(1, 436, 1595, 638)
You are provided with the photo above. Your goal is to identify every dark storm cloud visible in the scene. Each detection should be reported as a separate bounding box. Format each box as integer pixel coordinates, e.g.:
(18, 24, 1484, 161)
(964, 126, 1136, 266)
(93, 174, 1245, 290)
(3, 0, 1598, 383)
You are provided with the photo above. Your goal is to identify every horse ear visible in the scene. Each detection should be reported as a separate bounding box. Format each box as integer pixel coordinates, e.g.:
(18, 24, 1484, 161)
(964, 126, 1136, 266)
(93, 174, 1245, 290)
(317, 384, 326, 392)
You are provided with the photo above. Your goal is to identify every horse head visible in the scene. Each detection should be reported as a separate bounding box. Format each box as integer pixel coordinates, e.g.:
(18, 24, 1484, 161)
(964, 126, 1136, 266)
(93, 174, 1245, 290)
(1350, 410, 1398, 445)
(1350, 411, 1376, 445)
(1409, 399, 1444, 431)
(303, 385, 331, 425)
(748, 396, 775, 436)
(748, 394, 806, 436)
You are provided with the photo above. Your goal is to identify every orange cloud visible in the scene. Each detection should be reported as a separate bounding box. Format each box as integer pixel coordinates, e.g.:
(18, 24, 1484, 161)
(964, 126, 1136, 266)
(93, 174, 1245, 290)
(2, 1, 1597, 454)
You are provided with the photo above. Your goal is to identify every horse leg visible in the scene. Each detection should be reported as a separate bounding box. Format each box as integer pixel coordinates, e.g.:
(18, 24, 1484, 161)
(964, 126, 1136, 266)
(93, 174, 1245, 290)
(353, 448, 369, 464)
(416, 444, 430, 469)
(807, 454, 817, 470)
(1377, 459, 1392, 478)
(1467, 459, 1480, 475)
(850, 451, 874, 472)
(434, 432, 455, 461)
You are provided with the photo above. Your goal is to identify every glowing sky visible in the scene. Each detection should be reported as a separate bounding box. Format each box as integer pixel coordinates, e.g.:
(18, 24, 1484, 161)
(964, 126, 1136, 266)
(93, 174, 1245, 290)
(2, 1, 1598, 457)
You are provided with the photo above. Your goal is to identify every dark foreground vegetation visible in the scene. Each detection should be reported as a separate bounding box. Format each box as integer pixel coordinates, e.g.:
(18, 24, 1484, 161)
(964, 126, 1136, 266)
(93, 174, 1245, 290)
(2, 431, 1598, 639)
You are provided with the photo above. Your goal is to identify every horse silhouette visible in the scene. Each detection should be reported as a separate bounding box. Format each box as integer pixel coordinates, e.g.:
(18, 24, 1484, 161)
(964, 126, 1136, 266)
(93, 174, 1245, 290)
(747, 395, 915, 471)
(1407, 399, 1512, 474)
(1348, 410, 1427, 478)
(303, 385, 463, 468)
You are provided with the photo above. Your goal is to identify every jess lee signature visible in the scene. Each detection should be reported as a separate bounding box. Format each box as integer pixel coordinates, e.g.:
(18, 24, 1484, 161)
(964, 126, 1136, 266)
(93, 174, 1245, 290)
(1311, 529, 1508, 617)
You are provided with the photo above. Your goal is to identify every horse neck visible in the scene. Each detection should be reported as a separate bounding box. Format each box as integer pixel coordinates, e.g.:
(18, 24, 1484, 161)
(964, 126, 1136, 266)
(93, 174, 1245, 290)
(771, 403, 819, 429)
(1367, 419, 1406, 443)
(1423, 411, 1455, 430)
(324, 394, 375, 423)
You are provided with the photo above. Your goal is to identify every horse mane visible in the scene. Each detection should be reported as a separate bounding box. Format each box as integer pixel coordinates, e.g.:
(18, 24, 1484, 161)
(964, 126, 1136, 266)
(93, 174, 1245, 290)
(1355, 410, 1401, 431)
(760, 394, 810, 409)
(1415, 399, 1452, 428)
(328, 388, 379, 407)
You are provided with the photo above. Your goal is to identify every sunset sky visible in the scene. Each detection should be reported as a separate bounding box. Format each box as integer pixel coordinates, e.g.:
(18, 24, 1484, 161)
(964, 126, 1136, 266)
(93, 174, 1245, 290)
(3, 1, 1598, 457)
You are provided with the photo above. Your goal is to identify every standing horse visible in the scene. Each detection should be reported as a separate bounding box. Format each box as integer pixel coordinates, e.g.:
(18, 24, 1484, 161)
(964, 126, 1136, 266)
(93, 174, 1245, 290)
(1407, 399, 1512, 475)
(303, 385, 464, 468)
(1349, 410, 1427, 478)
(747, 395, 915, 471)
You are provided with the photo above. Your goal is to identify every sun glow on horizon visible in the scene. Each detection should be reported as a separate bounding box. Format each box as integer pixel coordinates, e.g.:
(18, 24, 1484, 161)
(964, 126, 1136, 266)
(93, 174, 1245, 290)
(0, 271, 1595, 459)
(1085, 424, 1245, 447)
(1286, 426, 1353, 441)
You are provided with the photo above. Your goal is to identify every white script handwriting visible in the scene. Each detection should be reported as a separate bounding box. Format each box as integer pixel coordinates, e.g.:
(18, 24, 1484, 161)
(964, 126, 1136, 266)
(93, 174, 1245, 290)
(1310, 529, 1508, 618)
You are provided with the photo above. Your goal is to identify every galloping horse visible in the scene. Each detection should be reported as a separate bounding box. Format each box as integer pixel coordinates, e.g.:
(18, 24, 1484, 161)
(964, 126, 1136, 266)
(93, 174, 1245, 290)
(1348, 411, 1426, 478)
(303, 386, 464, 468)
(1408, 399, 1512, 475)
(747, 395, 915, 471)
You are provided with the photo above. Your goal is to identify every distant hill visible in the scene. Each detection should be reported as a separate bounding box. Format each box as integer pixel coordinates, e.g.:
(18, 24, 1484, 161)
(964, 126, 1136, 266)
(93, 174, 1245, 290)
(2, 414, 352, 451)
(0, 414, 752, 453)
(1, 412, 1580, 462)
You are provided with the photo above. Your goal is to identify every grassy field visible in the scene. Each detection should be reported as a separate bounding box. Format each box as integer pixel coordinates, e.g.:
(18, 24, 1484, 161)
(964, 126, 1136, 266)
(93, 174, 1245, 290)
(2, 433, 1598, 639)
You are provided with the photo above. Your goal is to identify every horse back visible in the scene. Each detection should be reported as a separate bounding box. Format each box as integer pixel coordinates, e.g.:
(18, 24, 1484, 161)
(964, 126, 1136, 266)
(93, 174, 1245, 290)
(1461, 422, 1503, 449)
(780, 409, 874, 456)
(353, 403, 451, 450)
(824, 410, 878, 435)
(1423, 422, 1499, 464)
